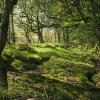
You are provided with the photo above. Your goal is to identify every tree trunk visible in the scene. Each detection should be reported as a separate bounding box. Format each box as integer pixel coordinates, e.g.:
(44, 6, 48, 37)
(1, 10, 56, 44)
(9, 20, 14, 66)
(63, 32, 67, 48)
(25, 30, 31, 43)
(63, 28, 69, 48)
(56, 28, 61, 43)
(37, 14, 44, 43)
(0, 0, 18, 90)
(7, 23, 11, 44)
(38, 28, 44, 43)
(57, 32, 61, 43)
(11, 12, 16, 44)
(38, 31, 44, 43)
(0, 59, 8, 89)
(54, 32, 57, 43)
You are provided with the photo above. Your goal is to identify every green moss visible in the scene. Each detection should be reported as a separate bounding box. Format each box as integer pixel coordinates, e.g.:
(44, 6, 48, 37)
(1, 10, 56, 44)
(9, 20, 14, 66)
(2, 43, 99, 99)
(11, 59, 23, 71)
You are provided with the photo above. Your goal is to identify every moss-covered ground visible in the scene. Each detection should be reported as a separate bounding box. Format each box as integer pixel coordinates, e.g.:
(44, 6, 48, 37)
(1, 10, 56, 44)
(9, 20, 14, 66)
(1, 43, 100, 100)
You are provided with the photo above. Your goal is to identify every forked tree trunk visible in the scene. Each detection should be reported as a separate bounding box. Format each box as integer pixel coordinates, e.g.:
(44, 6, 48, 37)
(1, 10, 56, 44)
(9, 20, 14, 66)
(0, 0, 18, 90)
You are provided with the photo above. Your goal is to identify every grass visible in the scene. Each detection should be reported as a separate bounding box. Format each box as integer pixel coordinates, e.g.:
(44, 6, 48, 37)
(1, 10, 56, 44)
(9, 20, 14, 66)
(1, 43, 100, 99)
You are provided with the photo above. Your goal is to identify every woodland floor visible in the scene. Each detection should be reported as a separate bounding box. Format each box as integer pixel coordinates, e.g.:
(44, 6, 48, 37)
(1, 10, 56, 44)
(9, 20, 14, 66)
(1, 44, 100, 100)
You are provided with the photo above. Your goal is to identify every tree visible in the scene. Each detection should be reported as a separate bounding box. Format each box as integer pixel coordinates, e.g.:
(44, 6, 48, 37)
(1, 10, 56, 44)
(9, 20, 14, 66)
(18, 0, 45, 43)
(18, 0, 64, 43)
(0, 0, 18, 90)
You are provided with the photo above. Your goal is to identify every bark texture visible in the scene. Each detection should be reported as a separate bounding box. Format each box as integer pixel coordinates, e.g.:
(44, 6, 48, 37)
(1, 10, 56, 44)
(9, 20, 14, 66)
(0, 0, 18, 89)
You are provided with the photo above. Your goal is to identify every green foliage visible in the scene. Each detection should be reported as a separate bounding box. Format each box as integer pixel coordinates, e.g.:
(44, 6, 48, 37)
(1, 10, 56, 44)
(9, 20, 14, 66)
(11, 59, 23, 71)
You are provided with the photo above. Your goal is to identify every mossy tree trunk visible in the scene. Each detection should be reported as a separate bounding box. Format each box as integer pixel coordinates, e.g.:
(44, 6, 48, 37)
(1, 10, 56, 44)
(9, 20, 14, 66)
(0, 0, 18, 90)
